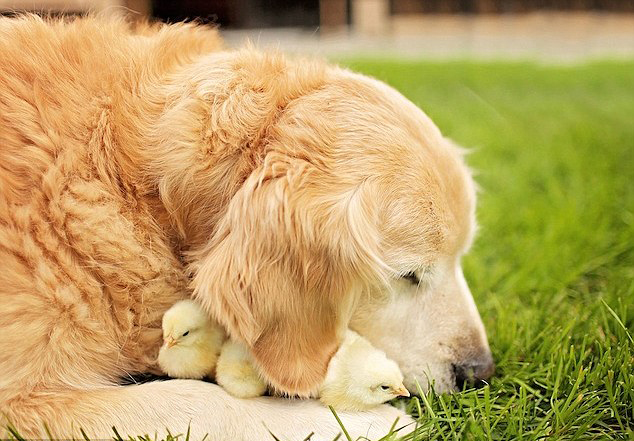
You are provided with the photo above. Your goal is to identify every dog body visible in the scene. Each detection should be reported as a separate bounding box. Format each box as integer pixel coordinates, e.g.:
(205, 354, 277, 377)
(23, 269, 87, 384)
(0, 16, 492, 440)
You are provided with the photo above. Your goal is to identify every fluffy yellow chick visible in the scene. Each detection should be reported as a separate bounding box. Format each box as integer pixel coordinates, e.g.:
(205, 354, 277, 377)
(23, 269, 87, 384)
(319, 330, 410, 411)
(216, 340, 268, 398)
(158, 299, 225, 380)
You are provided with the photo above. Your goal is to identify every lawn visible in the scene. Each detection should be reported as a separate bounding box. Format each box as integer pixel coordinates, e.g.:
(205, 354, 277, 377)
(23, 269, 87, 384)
(339, 60, 634, 440)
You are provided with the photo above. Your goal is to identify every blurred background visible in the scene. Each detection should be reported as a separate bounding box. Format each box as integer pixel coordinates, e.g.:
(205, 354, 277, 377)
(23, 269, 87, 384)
(1, 0, 633, 60)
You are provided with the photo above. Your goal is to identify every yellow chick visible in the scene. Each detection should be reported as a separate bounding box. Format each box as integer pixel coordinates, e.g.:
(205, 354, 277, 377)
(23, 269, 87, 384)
(319, 330, 410, 411)
(158, 299, 226, 380)
(216, 340, 268, 398)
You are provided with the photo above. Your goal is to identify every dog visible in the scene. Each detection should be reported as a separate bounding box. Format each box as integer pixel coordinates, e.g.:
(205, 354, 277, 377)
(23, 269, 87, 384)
(0, 14, 494, 440)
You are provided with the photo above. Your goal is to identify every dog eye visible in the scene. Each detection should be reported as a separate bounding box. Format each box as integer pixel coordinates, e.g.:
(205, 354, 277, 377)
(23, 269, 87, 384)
(402, 271, 420, 285)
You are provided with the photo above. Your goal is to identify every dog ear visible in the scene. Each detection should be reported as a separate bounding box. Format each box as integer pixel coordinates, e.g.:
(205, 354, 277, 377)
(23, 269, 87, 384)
(191, 154, 386, 396)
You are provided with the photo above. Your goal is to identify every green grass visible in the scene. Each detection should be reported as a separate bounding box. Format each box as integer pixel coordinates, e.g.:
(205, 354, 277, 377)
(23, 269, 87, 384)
(339, 60, 634, 440)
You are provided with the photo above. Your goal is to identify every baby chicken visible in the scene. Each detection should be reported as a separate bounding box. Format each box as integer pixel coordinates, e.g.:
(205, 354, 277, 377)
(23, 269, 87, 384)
(158, 299, 225, 380)
(319, 330, 410, 411)
(216, 340, 268, 398)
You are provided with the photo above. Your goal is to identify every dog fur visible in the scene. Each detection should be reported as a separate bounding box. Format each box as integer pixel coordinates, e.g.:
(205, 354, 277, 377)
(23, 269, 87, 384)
(0, 15, 492, 440)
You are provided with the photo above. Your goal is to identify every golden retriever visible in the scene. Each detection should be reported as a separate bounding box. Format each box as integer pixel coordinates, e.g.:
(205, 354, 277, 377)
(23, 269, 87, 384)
(0, 14, 494, 440)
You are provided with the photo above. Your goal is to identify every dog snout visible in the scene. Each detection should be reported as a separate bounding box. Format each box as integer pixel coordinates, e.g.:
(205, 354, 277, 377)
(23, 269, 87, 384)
(453, 353, 495, 389)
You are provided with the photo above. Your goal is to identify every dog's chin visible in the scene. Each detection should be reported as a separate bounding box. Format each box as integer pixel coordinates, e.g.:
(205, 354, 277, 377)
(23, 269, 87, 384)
(402, 363, 459, 395)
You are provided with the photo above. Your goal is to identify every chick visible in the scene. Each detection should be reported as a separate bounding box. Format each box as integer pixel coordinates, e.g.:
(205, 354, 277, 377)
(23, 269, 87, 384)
(319, 330, 410, 411)
(216, 340, 268, 398)
(158, 299, 225, 380)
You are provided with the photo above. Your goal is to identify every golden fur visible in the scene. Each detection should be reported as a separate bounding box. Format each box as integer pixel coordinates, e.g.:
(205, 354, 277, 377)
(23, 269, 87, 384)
(0, 14, 492, 439)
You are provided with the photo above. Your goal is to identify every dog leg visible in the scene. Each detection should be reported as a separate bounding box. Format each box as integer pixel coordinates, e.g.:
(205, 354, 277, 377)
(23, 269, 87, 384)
(3, 380, 414, 441)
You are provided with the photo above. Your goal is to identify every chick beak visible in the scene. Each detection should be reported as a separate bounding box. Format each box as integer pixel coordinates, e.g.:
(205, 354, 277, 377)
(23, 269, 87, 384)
(395, 385, 410, 397)
(164, 337, 176, 348)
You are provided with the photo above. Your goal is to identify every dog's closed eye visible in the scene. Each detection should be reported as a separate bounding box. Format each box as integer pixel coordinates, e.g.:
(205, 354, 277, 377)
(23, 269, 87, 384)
(401, 266, 436, 287)
(401, 272, 420, 285)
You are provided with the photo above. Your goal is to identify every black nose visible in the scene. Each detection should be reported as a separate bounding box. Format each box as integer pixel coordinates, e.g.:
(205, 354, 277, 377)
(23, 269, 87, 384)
(453, 354, 495, 389)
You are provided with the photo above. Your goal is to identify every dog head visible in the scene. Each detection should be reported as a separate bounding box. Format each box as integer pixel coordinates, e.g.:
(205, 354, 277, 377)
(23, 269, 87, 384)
(339, 75, 494, 394)
(160, 49, 494, 396)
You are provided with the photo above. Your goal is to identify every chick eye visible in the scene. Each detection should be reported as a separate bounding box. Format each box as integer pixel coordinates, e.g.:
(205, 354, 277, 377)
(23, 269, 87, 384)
(402, 272, 420, 285)
(182, 331, 189, 336)
(380, 385, 390, 391)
